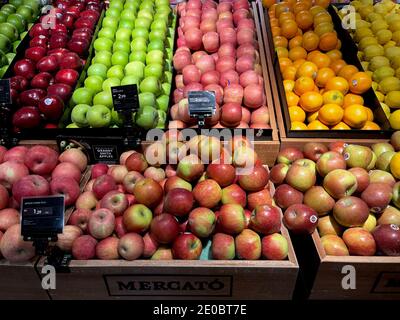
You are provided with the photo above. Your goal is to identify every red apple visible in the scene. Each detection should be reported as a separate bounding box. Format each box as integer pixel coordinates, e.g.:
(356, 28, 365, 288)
(361, 183, 393, 214)
(342, 227, 376, 256)
(333, 196, 369, 227)
(125, 152, 148, 173)
(143, 232, 159, 258)
(12, 174, 50, 203)
(269, 163, 289, 185)
(250, 204, 281, 235)
(221, 184, 247, 207)
(172, 233, 203, 259)
(50, 176, 80, 206)
(68, 208, 92, 232)
(0, 161, 29, 189)
(52, 162, 81, 182)
(188, 207, 216, 237)
(76, 191, 97, 210)
(323, 169, 358, 199)
(283, 204, 318, 234)
(372, 224, 400, 256)
(100, 190, 128, 216)
(247, 188, 273, 211)
(285, 161, 316, 192)
(0, 224, 35, 262)
(24, 145, 58, 175)
(96, 237, 119, 260)
(56, 225, 82, 252)
(235, 229, 261, 260)
(303, 186, 335, 216)
(303, 142, 329, 161)
(150, 213, 180, 244)
(92, 174, 117, 200)
(238, 165, 269, 192)
(122, 171, 144, 194)
(133, 178, 163, 209)
(316, 151, 346, 177)
(192, 179, 221, 208)
(0, 208, 19, 232)
(123, 204, 153, 233)
(164, 188, 194, 216)
(164, 176, 192, 193)
(206, 163, 236, 187)
(320, 234, 349, 256)
(114, 216, 127, 238)
(218, 204, 246, 234)
(91, 164, 109, 179)
(348, 167, 370, 193)
(118, 233, 144, 260)
(277, 147, 304, 165)
(262, 233, 289, 260)
(211, 233, 235, 259)
(88, 208, 115, 239)
(274, 184, 304, 209)
(59, 148, 88, 172)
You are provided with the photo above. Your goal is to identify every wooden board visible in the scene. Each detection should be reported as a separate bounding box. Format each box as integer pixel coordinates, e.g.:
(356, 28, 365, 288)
(0, 259, 48, 300)
(309, 231, 400, 300)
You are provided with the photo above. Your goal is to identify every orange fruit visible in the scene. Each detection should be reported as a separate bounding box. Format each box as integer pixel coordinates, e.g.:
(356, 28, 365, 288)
(343, 94, 364, 108)
(314, 0, 330, 9)
(294, 76, 315, 95)
(336, 39, 342, 50)
(276, 47, 289, 58)
(331, 122, 351, 130)
(270, 18, 279, 27)
(283, 80, 295, 92)
(291, 121, 308, 130)
(302, 31, 319, 51)
(319, 32, 338, 51)
(322, 90, 344, 106)
(296, 61, 318, 79)
(296, 10, 313, 30)
(272, 26, 281, 37)
(274, 35, 288, 48)
(275, 3, 292, 18)
(326, 49, 342, 61)
(307, 120, 329, 130)
(365, 107, 374, 121)
(310, 52, 331, 68)
(343, 104, 368, 128)
(281, 20, 299, 39)
(313, 12, 332, 26)
(279, 57, 293, 71)
(288, 46, 307, 61)
(289, 106, 306, 122)
(310, 5, 325, 16)
(361, 121, 381, 130)
(318, 103, 344, 125)
(338, 65, 359, 81)
(307, 50, 320, 62)
(315, 67, 335, 87)
(282, 66, 297, 80)
(279, 12, 296, 25)
(307, 111, 319, 122)
(326, 76, 349, 94)
(330, 59, 347, 75)
(349, 72, 372, 94)
(263, 0, 277, 9)
(293, 2, 311, 15)
(314, 22, 334, 37)
(292, 58, 306, 69)
(286, 91, 300, 106)
(289, 35, 303, 49)
(299, 91, 323, 112)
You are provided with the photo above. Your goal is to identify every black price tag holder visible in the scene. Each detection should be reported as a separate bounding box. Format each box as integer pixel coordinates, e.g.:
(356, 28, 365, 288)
(0, 79, 12, 147)
(21, 195, 65, 255)
(111, 84, 140, 146)
(188, 91, 216, 128)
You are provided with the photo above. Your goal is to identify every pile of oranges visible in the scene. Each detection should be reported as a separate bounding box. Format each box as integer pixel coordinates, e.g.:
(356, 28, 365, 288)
(267, 0, 380, 130)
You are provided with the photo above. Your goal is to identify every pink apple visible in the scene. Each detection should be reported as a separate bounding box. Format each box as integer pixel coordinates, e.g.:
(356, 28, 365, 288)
(262, 233, 288, 260)
(72, 235, 97, 260)
(144, 167, 165, 182)
(0, 208, 20, 232)
(120, 150, 136, 165)
(88, 208, 115, 239)
(93, 174, 117, 200)
(59, 148, 88, 172)
(100, 190, 128, 216)
(12, 174, 50, 203)
(56, 225, 82, 251)
(24, 145, 58, 175)
(0, 185, 9, 209)
(76, 191, 98, 210)
(91, 163, 109, 179)
(118, 233, 144, 260)
(122, 171, 144, 194)
(68, 208, 92, 232)
(3, 146, 28, 163)
(0, 224, 35, 262)
(107, 165, 128, 184)
(96, 237, 119, 260)
(235, 229, 261, 260)
(0, 161, 29, 189)
(52, 162, 82, 182)
(50, 176, 80, 206)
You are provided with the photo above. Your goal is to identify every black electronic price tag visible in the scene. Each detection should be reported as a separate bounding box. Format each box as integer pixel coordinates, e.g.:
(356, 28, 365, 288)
(111, 84, 139, 112)
(188, 91, 216, 119)
(21, 195, 65, 241)
(93, 144, 119, 163)
(0, 79, 11, 105)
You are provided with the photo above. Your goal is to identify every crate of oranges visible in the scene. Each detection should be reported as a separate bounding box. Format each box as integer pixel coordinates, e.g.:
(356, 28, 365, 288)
(261, 0, 393, 141)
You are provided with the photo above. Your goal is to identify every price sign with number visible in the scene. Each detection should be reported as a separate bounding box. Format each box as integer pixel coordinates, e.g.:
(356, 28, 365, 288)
(0, 79, 11, 105)
(21, 195, 65, 240)
(188, 91, 216, 119)
(111, 84, 139, 112)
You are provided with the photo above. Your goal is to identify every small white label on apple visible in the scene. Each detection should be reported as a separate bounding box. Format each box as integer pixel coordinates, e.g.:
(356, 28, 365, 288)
(391, 224, 399, 231)
(310, 215, 317, 223)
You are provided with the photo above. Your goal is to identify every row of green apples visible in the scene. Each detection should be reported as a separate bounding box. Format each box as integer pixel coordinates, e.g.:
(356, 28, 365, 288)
(66, 0, 175, 130)
(0, 0, 44, 76)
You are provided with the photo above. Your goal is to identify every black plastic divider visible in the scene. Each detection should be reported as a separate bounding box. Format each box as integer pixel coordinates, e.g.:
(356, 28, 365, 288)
(168, 3, 275, 142)
(263, 4, 393, 139)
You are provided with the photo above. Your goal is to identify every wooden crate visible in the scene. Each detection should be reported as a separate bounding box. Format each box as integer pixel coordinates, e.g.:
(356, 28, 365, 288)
(308, 231, 400, 300)
(0, 259, 48, 300)
(256, 1, 392, 150)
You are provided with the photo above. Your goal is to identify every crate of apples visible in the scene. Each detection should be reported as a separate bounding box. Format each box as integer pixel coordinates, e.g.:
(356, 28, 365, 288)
(58, 135, 291, 261)
(170, 0, 271, 129)
(270, 130, 400, 256)
(266, 0, 380, 131)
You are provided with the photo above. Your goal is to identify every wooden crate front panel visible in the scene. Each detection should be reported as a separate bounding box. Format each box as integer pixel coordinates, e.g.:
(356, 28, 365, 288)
(43, 260, 298, 300)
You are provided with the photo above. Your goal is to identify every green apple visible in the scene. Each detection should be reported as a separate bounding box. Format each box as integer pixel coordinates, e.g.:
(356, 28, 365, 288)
(66, 123, 79, 128)
(111, 109, 124, 127)
(146, 50, 163, 65)
(164, 59, 172, 72)
(94, 37, 113, 52)
(115, 28, 131, 42)
(88, 63, 108, 79)
(154, 12, 169, 23)
(156, 0, 170, 7)
(98, 28, 116, 41)
(124, 2, 139, 11)
(87, 105, 112, 128)
(106, 7, 121, 18)
(151, 19, 167, 31)
(138, 9, 153, 21)
(107, 65, 125, 80)
(71, 104, 90, 127)
(102, 77, 121, 93)
(139, 92, 156, 107)
(149, 29, 166, 42)
(164, 70, 172, 84)
(92, 51, 112, 68)
(135, 17, 152, 29)
(129, 50, 146, 63)
(6, 52, 15, 64)
(113, 40, 130, 53)
(156, 109, 167, 128)
(102, 17, 119, 31)
(125, 61, 145, 78)
(156, 95, 169, 112)
(130, 37, 147, 52)
(140, 76, 161, 95)
(109, 0, 124, 11)
(121, 75, 140, 86)
(140, 1, 154, 11)
(135, 105, 158, 129)
(93, 91, 114, 109)
(19, 31, 27, 40)
(131, 27, 149, 40)
(7, 14, 26, 33)
(0, 34, 10, 53)
(84, 75, 104, 94)
(147, 40, 164, 52)
(161, 82, 171, 95)
(0, 65, 7, 77)
(166, 36, 173, 49)
(12, 40, 20, 52)
(144, 63, 163, 79)
(156, 5, 172, 14)
(111, 51, 129, 66)
(72, 88, 94, 105)
(119, 19, 135, 30)
(120, 9, 137, 21)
